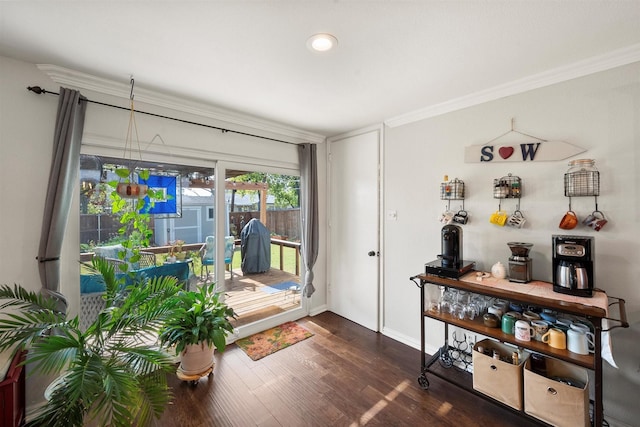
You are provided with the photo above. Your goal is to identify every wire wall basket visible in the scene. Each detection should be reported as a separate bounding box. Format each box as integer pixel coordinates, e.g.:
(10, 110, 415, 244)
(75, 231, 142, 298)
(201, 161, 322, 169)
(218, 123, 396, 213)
(440, 177, 465, 200)
(564, 170, 600, 197)
(493, 173, 521, 199)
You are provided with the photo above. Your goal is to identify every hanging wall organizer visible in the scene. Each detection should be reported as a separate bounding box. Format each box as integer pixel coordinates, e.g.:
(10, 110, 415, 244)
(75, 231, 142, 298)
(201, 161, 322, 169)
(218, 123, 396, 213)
(440, 176, 469, 225)
(491, 173, 526, 228)
(563, 159, 607, 231)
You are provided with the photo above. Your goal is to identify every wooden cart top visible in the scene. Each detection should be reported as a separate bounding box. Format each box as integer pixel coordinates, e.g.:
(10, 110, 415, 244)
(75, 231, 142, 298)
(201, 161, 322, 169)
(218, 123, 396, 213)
(414, 271, 608, 319)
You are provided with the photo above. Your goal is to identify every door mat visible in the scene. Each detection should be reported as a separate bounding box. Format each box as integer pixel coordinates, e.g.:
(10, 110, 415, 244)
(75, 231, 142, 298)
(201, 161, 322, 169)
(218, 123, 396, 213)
(235, 321, 313, 361)
(259, 281, 301, 294)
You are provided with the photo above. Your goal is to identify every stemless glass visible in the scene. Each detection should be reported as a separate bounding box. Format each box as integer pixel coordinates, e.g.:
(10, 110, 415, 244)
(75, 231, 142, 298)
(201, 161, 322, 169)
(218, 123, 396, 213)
(463, 300, 479, 320)
(439, 288, 455, 314)
(471, 294, 489, 316)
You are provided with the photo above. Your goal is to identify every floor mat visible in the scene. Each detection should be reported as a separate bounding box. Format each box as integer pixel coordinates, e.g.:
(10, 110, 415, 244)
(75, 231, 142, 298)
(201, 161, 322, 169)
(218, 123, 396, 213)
(258, 281, 300, 294)
(235, 321, 313, 361)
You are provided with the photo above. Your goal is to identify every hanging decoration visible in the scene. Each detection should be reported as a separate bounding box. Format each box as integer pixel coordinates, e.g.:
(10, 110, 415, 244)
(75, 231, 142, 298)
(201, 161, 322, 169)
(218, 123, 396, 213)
(464, 118, 586, 163)
(115, 78, 149, 199)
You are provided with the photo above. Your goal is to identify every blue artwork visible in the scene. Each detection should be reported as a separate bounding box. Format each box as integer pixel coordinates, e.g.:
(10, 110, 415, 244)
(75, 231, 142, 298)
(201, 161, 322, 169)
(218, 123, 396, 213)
(139, 174, 181, 216)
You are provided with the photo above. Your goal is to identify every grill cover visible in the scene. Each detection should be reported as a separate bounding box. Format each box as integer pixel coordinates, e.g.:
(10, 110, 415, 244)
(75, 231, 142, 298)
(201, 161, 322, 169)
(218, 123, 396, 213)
(240, 218, 271, 274)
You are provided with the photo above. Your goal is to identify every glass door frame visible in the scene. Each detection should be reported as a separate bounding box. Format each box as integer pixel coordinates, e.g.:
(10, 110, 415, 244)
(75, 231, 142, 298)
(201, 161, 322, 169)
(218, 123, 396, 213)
(215, 160, 307, 337)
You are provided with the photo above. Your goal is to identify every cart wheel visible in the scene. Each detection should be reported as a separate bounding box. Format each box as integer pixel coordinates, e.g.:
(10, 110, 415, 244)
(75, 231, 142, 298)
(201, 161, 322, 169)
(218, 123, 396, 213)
(190, 380, 199, 387)
(439, 350, 453, 368)
(417, 374, 430, 390)
(208, 370, 213, 378)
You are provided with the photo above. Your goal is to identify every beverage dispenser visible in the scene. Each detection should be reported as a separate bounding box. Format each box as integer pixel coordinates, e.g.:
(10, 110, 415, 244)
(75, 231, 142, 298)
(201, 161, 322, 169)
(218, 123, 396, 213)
(552, 235, 594, 297)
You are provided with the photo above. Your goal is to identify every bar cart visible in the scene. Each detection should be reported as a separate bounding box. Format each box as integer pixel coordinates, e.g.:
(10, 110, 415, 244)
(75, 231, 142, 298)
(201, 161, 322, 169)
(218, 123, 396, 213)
(409, 271, 628, 427)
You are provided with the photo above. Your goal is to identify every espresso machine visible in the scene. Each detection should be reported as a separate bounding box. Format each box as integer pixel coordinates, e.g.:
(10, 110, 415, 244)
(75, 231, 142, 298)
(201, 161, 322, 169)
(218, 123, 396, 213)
(507, 242, 533, 283)
(552, 235, 595, 297)
(425, 225, 475, 278)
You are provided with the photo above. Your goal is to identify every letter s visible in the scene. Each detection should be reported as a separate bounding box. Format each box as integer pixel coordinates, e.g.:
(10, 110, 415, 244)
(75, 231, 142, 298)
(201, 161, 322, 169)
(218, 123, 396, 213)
(480, 146, 494, 162)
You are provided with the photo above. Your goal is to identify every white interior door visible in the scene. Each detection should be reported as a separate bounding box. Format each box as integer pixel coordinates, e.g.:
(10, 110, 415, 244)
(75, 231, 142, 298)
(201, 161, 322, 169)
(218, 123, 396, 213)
(328, 128, 380, 331)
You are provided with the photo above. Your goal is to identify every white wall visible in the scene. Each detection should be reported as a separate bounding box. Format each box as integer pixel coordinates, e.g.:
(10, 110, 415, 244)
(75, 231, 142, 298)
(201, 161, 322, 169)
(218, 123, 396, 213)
(0, 57, 60, 295)
(382, 62, 640, 425)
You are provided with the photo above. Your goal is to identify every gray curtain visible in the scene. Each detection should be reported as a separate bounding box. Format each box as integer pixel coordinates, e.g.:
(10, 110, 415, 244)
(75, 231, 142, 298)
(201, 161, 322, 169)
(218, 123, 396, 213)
(298, 143, 319, 297)
(37, 87, 87, 313)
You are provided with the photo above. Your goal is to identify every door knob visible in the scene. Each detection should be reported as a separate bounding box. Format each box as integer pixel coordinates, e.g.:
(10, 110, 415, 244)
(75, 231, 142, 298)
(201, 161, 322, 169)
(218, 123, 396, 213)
(368, 250, 377, 257)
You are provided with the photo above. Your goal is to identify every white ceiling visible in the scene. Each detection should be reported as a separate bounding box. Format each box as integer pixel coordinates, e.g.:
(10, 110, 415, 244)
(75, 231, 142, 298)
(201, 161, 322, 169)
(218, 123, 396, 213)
(2, 1, 640, 137)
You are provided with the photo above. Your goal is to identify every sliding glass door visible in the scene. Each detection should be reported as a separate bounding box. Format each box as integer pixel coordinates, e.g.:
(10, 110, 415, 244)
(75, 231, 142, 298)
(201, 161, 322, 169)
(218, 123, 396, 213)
(216, 162, 304, 330)
(80, 155, 305, 334)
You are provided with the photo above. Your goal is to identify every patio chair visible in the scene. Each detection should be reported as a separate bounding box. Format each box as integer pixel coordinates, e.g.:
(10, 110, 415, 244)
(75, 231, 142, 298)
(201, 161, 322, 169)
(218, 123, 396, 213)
(138, 251, 157, 268)
(200, 236, 235, 280)
(103, 257, 126, 270)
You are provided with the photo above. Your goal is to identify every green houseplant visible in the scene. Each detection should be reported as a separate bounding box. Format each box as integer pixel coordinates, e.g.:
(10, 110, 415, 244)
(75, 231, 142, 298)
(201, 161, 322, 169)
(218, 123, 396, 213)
(0, 172, 180, 427)
(0, 258, 182, 427)
(159, 283, 236, 376)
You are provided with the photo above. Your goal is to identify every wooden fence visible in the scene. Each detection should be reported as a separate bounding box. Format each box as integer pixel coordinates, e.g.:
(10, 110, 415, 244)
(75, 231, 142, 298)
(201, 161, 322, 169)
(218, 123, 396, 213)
(80, 208, 300, 247)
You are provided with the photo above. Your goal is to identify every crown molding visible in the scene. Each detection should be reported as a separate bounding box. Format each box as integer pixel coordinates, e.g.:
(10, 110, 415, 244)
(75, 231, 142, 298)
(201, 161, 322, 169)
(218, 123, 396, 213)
(37, 64, 326, 145)
(385, 43, 640, 128)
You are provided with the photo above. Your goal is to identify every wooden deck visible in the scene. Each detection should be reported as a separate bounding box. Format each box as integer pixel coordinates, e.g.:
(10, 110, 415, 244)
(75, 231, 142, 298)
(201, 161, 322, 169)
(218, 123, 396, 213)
(216, 268, 301, 327)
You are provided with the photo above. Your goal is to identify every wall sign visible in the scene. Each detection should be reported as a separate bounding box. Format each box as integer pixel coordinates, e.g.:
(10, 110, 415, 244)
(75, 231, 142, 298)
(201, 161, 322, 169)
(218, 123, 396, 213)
(464, 140, 586, 163)
(465, 121, 586, 163)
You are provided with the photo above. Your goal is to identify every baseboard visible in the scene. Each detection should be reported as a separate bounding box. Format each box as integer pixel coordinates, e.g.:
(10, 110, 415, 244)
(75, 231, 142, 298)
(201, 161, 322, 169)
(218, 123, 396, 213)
(381, 326, 440, 356)
(604, 416, 634, 427)
(308, 304, 328, 317)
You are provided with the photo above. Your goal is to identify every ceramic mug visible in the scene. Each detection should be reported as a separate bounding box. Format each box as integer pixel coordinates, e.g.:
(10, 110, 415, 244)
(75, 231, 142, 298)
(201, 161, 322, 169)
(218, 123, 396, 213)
(542, 327, 567, 349)
(555, 317, 573, 331)
(489, 210, 508, 226)
(488, 304, 504, 320)
(522, 310, 541, 322)
(567, 328, 595, 355)
(570, 323, 595, 350)
(570, 322, 591, 333)
(439, 210, 454, 224)
(583, 210, 607, 231)
(506, 210, 526, 228)
(515, 320, 535, 342)
(505, 311, 523, 320)
(501, 313, 517, 335)
(452, 210, 469, 225)
(531, 320, 549, 342)
(559, 210, 579, 230)
(540, 310, 557, 324)
(509, 302, 524, 313)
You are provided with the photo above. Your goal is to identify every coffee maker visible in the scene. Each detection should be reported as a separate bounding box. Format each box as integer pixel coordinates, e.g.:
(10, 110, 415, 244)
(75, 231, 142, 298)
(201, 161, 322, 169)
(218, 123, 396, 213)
(425, 225, 475, 278)
(507, 242, 533, 283)
(552, 235, 594, 297)
(441, 224, 463, 268)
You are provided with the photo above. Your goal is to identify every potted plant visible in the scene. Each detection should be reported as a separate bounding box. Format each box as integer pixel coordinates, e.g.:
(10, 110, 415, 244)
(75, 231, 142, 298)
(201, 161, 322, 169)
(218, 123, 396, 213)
(159, 283, 236, 376)
(170, 240, 186, 261)
(0, 171, 181, 427)
(0, 258, 182, 427)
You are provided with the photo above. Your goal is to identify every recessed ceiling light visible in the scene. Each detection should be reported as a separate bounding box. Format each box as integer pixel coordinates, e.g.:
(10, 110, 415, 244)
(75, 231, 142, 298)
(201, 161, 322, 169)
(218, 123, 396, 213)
(307, 33, 338, 52)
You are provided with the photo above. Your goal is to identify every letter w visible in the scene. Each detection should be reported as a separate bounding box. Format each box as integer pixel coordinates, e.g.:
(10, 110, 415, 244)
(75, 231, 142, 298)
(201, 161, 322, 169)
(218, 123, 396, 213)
(520, 143, 541, 161)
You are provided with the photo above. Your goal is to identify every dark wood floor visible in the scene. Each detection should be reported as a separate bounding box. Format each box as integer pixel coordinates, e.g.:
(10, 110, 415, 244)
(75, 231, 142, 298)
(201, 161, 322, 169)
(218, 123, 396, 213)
(152, 312, 540, 427)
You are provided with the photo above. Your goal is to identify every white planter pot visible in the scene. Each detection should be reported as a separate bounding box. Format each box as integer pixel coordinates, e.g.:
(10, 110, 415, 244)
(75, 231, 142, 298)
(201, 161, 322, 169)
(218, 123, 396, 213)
(179, 342, 215, 376)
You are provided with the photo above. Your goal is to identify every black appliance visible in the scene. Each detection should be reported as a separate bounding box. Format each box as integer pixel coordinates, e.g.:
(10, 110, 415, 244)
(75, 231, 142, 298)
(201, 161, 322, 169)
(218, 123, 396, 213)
(425, 225, 475, 278)
(508, 242, 533, 283)
(552, 235, 594, 297)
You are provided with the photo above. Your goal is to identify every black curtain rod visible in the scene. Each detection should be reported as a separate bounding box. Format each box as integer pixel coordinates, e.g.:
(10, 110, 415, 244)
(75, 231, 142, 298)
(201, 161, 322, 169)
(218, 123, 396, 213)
(27, 86, 297, 146)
